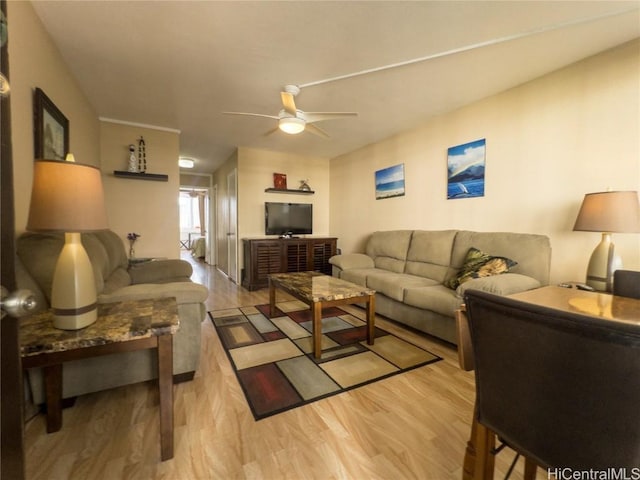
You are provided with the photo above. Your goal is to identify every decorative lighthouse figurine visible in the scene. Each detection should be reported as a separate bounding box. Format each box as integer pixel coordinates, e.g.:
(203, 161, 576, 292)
(137, 136, 147, 173)
(127, 144, 137, 172)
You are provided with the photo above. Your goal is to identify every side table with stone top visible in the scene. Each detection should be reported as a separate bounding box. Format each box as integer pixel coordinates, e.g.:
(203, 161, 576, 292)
(20, 297, 179, 461)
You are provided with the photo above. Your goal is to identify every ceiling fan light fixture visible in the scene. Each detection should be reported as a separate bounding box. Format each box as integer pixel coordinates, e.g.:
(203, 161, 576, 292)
(178, 157, 195, 168)
(279, 117, 305, 135)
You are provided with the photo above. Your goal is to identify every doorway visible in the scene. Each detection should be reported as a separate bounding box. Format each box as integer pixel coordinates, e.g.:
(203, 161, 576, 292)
(178, 187, 213, 264)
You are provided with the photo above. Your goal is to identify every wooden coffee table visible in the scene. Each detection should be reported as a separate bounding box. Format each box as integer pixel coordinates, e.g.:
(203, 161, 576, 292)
(268, 272, 376, 359)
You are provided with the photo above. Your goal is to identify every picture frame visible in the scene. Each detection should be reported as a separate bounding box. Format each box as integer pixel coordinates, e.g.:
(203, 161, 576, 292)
(375, 163, 405, 199)
(33, 87, 69, 160)
(447, 138, 486, 199)
(273, 172, 287, 189)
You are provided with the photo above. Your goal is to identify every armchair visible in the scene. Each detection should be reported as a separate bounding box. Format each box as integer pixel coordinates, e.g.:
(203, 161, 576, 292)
(16, 230, 209, 404)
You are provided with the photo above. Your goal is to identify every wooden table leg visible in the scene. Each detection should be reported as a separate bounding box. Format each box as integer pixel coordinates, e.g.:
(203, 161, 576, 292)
(463, 402, 496, 480)
(462, 403, 478, 480)
(43, 364, 62, 433)
(269, 280, 276, 317)
(473, 421, 495, 480)
(157, 334, 174, 461)
(523, 457, 537, 480)
(365, 294, 375, 345)
(313, 301, 323, 359)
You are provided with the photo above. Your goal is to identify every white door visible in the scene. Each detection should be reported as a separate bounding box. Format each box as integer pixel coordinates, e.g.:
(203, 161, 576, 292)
(208, 185, 217, 266)
(227, 169, 238, 283)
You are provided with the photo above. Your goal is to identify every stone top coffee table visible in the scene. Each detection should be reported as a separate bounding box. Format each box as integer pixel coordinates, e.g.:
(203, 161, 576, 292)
(268, 271, 376, 359)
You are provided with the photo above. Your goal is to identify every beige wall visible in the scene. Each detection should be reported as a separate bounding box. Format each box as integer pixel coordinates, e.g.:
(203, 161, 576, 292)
(100, 120, 181, 258)
(180, 173, 211, 188)
(330, 40, 640, 285)
(237, 147, 330, 238)
(211, 147, 330, 278)
(10, 0, 639, 286)
(8, 1, 100, 233)
(236, 147, 330, 279)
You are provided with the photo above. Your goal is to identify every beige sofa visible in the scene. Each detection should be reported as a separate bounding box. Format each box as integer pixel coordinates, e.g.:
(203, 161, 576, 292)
(329, 230, 551, 344)
(16, 230, 209, 404)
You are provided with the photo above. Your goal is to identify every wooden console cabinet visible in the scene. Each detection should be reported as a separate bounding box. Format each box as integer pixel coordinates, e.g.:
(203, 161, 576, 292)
(242, 237, 337, 290)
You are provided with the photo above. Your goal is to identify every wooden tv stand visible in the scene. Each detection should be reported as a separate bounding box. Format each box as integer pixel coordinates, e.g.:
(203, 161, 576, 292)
(241, 237, 337, 291)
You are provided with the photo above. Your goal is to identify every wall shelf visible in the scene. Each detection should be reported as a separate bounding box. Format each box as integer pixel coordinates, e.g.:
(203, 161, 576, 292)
(264, 188, 314, 195)
(113, 170, 168, 182)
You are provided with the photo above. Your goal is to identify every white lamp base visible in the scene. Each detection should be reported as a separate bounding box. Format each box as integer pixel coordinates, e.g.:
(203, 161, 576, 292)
(51, 232, 98, 330)
(585, 232, 622, 293)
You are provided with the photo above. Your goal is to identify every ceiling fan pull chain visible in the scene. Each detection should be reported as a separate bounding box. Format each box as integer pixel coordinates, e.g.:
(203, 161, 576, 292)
(137, 136, 146, 173)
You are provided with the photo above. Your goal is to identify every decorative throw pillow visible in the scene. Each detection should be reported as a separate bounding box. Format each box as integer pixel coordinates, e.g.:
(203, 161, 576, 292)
(446, 247, 517, 289)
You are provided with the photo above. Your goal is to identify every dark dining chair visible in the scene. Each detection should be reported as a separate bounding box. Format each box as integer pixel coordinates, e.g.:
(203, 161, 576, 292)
(613, 269, 640, 299)
(464, 289, 640, 471)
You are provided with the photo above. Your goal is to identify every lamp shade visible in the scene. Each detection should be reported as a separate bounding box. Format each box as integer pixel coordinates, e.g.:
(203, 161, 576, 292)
(27, 159, 108, 232)
(573, 191, 640, 233)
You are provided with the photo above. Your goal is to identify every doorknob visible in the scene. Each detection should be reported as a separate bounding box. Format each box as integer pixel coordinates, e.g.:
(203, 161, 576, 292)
(1, 286, 37, 318)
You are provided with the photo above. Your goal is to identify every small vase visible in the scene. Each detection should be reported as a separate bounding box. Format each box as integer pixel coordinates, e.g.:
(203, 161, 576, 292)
(129, 242, 135, 259)
(128, 145, 137, 173)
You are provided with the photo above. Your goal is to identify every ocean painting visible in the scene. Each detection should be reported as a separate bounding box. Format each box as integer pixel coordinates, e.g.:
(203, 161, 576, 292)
(375, 164, 405, 199)
(447, 139, 486, 199)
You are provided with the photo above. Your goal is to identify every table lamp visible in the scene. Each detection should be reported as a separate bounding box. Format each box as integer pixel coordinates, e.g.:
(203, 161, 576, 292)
(573, 190, 640, 292)
(26, 156, 108, 329)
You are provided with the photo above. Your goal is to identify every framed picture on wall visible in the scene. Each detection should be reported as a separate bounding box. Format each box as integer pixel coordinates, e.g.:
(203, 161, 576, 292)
(273, 172, 287, 189)
(33, 87, 69, 161)
(375, 163, 405, 199)
(447, 138, 486, 199)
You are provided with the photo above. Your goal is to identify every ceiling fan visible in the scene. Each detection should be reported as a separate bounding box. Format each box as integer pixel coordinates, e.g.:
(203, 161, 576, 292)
(223, 85, 357, 138)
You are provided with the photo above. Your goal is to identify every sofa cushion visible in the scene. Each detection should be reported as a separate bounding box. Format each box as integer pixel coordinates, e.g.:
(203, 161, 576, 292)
(446, 247, 517, 289)
(17, 233, 64, 303)
(128, 259, 193, 284)
(103, 267, 133, 294)
(456, 273, 541, 298)
(92, 230, 129, 275)
(403, 285, 464, 317)
(98, 281, 209, 305)
(405, 230, 457, 282)
(365, 230, 413, 273)
(329, 253, 374, 271)
(340, 268, 378, 287)
(447, 231, 551, 285)
(365, 271, 438, 302)
(16, 231, 134, 299)
(17, 232, 109, 299)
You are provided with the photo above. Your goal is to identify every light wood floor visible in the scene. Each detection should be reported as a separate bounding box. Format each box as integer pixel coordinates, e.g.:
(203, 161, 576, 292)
(24, 255, 542, 479)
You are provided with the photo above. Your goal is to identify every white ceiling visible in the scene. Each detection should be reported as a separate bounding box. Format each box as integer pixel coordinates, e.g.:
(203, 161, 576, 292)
(31, 1, 640, 174)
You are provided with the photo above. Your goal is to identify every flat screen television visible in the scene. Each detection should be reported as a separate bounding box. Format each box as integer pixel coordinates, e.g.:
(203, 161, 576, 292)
(265, 202, 312, 236)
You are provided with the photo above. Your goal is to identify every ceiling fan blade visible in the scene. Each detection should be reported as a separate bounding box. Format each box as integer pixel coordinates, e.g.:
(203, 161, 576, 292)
(222, 111, 279, 120)
(304, 112, 358, 123)
(280, 92, 297, 116)
(305, 123, 330, 138)
(263, 126, 280, 136)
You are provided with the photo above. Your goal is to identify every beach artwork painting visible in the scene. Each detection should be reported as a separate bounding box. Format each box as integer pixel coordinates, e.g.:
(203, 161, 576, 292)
(375, 164, 405, 199)
(447, 139, 486, 199)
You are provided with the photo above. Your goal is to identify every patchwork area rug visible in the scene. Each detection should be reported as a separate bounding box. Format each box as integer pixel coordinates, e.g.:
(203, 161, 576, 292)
(209, 301, 442, 420)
